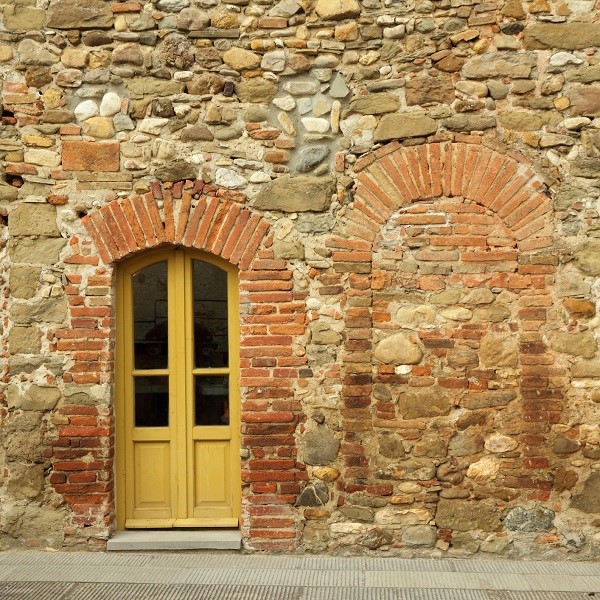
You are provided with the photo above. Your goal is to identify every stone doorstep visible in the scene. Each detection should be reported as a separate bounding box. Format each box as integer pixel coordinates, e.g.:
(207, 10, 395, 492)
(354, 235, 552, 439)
(106, 529, 242, 551)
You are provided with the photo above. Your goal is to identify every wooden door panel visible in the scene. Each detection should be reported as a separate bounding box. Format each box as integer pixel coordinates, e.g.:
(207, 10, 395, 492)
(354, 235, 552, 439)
(193, 441, 232, 517)
(132, 442, 173, 518)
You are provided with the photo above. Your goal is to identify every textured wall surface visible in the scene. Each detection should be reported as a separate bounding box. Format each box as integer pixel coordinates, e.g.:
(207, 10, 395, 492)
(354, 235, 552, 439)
(1, 0, 600, 558)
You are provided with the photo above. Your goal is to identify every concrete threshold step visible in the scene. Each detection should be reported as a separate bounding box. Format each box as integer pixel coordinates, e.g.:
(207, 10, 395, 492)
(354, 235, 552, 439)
(107, 529, 242, 551)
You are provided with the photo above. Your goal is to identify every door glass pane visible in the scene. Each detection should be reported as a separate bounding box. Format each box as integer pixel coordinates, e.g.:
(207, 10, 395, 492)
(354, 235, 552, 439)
(192, 260, 228, 368)
(135, 376, 169, 427)
(195, 376, 229, 426)
(133, 261, 168, 369)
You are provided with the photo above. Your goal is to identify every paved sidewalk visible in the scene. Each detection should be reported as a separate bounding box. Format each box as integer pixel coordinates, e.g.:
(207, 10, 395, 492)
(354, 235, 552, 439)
(0, 550, 599, 599)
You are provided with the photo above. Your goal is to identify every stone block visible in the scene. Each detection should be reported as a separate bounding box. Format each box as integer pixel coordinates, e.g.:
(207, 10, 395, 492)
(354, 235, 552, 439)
(551, 331, 597, 358)
(436, 499, 501, 531)
(7, 385, 61, 411)
(253, 175, 335, 212)
(524, 23, 600, 50)
(9, 204, 60, 237)
(8, 237, 66, 265)
(396, 388, 451, 419)
(47, 0, 113, 29)
(3, 5, 45, 31)
(62, 140, 120, 172)
(303, 427, 340, 465)
(9, 326, 41, 354)
(374, 114, 438, 142)
(571, 472, 600, 513)
(374, 332, 423, 365)
(11, 297, 68, 325)
(10, 266, 41, 299)
(462, 52, 537, 79)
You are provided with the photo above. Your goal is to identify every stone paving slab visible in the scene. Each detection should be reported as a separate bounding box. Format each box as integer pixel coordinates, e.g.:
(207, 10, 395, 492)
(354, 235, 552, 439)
(0, 551, 599, 600)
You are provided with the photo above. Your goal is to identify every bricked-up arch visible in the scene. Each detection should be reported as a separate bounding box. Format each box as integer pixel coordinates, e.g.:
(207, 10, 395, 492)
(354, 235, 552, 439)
(54, 179, 307, 551)
(82, 180, 269, 270)
(339, 140, 553, 251)
(327, 139, 560, 513)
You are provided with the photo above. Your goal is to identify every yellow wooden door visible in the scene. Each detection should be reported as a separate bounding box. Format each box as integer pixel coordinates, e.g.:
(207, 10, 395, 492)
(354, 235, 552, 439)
(116, 248, 241, 529)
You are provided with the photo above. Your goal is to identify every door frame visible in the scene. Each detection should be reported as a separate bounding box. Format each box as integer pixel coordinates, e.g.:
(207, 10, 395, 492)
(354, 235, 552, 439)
(115, 246, 241, 530)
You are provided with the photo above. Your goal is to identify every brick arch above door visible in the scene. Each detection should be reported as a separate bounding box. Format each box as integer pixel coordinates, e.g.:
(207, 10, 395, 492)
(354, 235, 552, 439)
(81, 180, 270, 270)
(338, 140, 553, 252)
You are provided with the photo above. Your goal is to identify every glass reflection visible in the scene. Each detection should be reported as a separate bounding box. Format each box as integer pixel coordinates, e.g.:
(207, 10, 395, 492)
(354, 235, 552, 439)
(135, 376, 169, 427)
(133, 261, 168, 370)
(192, 260, 228, 368)
(195, 376, 229, 426)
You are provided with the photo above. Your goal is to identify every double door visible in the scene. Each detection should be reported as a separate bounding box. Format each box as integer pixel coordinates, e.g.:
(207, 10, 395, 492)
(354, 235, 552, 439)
(116, 247, 240, 529)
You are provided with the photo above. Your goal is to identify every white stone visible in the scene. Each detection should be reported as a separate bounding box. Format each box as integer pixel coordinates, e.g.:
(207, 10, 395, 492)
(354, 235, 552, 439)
(272, 95, 296, 111)
(313, 97, 332, 117)
(441, 307, 472, 321)
(284, 81, 320, 96)
(562, 117, 591, 130)
(174, 71, 194, 81)
(484, 433, 518, 454)
(301, 117, 330, 133)
(330, 522, 367, 534)
(383, 23, 406, 39)
(99, 92, 121, 117)
(250, 172, 272, 183)
(156, 0, 189, 11)
(277, 112, 296, 135)
(74, 100, 99, 122)
(261, 50, 286, 72)
(306, 298, 321, 310)
(139, 118, 169, 135)
(455, 80, 488, 98)
(467, 457, 499, 482)
(215, 168, 247, 189)
(331, 100, 341, 134)
(375, 508, 431, 526)
(24, 149, 61, 167)
(550, 51, 583, 67)
(297, 97, 313, 115)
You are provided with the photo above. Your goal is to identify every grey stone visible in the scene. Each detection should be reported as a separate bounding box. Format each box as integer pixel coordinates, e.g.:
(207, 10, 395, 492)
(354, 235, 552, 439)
(397, 388, 451, 419)
(235, 78, 278, 103)
(9, 356, 65, 376)
(401, 525, 437, 548)
(6, 463, 44, 500)
(360, 528, 394, 549)
(378, 434, 405, 459)
(295, 481, 329, 507)
(571, 472, 600, 513)
(303, 427, 340, 465)
(436, 499, 501, 531)
(0, 182, 19, 202)
(340, 506, 374, 522)
(269, 0, 301, 17)
(565, 64, 600, 84)
(524, 23, 600, 50)
(462, 390, 516, 410)
(330, 73, 350, 99)
(157, 0, 190, 11)
(154, 160, 197, 182)
(47, 0, 113, 29)
(9, 204, 60, 237)
(345, 93, 400, 116)
(448, 432, 483, 457)
(17, 40, 60, 66)
(253, 176, 335, 212)
(284, 81, 320, 96)
(462, 52, 537, 79)
(11, 297, 68, 325)
(214, 126, 243, 141)
(8, 237, 66, 265)
(571, 158, 600, 178)
(504, 506, 555, 532)
(394, 458, 437, 480)
(297, 146, 330, 173)
(553, 437, 581, 455)
(3, 505, 66, 542)
(487, 80, 509, 100)
(374, 114, 438, 142)
(374, 332, 423, 365)
(310, 322, 340, 344)
(444, 114, 497, 131)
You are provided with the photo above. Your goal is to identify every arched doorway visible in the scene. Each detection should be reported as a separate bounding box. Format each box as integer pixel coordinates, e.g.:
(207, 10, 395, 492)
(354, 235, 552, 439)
(115, 246, 241, 529)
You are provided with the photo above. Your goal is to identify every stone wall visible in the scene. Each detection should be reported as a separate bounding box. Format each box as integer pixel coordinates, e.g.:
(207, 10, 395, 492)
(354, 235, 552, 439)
(1, 0, 600, 557)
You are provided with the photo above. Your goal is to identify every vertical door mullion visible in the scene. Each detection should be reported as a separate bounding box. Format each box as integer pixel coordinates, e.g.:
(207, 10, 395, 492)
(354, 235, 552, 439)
(171, 249, 188, 521)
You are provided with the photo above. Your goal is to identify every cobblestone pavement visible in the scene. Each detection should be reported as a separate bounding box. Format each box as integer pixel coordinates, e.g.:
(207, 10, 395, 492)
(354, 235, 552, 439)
(0, 552, 599, 600)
